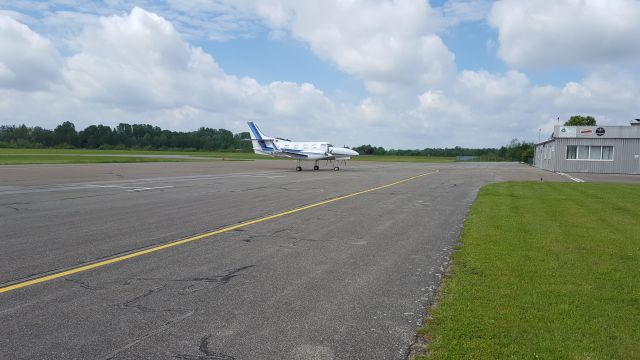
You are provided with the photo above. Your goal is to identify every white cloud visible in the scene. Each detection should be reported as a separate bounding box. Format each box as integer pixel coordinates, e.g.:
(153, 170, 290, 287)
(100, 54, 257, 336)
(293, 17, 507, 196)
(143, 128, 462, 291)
(1, 4, 639, 149)
(0, 8, 350, 142)
(244, 0, 456, 95)
(555, 70, 640, 117)
(489, 0, 640, 69)
(0, 15, 62, 91)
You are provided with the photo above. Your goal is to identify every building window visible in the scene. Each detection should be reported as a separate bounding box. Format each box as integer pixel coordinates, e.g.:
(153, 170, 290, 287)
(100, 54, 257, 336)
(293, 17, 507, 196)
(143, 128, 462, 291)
(577, 145, 589, 159)
(590, 146, 602, 160)
(566, 145, 614, 161)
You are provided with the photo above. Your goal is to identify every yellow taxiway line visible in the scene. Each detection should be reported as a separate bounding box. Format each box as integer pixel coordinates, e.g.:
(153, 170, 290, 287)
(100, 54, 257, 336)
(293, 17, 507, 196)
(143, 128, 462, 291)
(0, 171, 436, 294)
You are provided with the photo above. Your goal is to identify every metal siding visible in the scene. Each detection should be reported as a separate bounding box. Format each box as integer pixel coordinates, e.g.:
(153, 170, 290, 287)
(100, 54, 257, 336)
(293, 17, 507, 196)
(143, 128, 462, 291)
(534, 141, 556, 171)
(553, 138, 640, 174)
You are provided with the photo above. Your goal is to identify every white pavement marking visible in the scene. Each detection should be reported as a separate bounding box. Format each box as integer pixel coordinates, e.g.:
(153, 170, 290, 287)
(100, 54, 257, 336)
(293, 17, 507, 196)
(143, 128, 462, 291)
(0, 171, 284, 195)
(127, 186, 174, 192)
(557, 172, 585, 183)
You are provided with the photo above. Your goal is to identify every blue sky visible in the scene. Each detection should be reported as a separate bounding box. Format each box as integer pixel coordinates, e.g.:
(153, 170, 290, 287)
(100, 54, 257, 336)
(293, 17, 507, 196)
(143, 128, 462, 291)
(1, 1, 639, 148)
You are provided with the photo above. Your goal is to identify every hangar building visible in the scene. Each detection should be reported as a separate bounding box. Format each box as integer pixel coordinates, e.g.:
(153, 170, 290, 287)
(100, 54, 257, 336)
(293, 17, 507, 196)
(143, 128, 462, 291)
(534, 122, 640, 174)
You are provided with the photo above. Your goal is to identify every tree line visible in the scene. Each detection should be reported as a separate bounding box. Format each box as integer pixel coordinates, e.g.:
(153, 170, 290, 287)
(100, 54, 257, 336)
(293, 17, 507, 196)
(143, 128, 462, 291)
(0, 121, 252, 151)
(0, 121, 534, 162)
(352, 139, 534, 163)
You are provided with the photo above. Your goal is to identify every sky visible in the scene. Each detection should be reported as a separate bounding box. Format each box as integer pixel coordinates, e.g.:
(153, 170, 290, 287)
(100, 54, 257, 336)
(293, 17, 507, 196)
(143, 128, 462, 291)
(1, 0, 639, 149)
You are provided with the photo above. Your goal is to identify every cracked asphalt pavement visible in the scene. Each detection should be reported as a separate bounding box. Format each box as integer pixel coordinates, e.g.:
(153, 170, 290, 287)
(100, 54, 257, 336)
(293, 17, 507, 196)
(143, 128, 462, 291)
(0, 160, 561, 359)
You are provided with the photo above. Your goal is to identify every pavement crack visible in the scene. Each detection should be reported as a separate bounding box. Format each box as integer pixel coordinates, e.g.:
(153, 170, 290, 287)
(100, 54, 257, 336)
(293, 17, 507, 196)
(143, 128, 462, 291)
(65, 278, 100, 290)
(99, 310, 194, 360)
(230, 186, 269, 193)
(106, 286, 197, 359)
(136, 265, 254, 284)
(119, 286, 165, 312)
(177, 265, 255, 286)
(269, 228, 292, 236)
(2, 202, 29, 212)
(174, 335, 235, 360)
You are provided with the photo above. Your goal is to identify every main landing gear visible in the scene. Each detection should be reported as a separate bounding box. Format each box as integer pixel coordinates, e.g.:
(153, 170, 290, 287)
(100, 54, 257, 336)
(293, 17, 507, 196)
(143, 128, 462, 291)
(294, 160, 344, 171)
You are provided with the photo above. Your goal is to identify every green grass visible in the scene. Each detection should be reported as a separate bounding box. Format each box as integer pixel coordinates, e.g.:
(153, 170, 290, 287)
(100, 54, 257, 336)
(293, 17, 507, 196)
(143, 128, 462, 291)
(0, 148, 266, 164)
(0, 148, 457, 164)
(417, 182, 640, 359)
(0, 155, 204, 165)
(353, 155, 455, 163)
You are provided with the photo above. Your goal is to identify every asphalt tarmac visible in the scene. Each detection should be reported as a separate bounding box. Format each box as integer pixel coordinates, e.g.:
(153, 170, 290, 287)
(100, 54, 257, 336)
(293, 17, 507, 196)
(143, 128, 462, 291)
(0, 161, 577, 359)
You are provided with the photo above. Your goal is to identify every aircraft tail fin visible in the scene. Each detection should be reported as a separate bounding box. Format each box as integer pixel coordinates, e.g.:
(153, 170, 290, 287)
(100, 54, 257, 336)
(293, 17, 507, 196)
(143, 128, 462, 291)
(247, 122, 277, 154)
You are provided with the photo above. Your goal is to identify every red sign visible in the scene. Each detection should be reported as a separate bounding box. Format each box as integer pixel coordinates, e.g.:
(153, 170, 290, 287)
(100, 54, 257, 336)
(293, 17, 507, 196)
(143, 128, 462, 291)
(580, 129, 593, 135)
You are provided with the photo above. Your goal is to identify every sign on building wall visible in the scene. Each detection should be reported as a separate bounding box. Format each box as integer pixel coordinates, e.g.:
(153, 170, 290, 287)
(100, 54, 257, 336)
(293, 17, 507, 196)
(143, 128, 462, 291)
(558, 126, 576, 137)
(578, 127, 595, 136)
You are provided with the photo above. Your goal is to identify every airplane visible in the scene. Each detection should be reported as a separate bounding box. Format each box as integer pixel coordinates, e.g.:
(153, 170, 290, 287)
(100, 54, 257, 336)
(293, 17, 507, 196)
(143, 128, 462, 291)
(247, 121, 359, 171)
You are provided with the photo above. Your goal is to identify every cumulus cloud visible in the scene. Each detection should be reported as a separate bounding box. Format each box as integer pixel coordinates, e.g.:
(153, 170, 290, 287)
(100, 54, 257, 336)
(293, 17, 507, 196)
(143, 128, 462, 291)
(0, 15, 62, 91)
(489, 0, 640, 69)
(62, 7, 342, 127)
(1, 4, 639, 149)
(555, 70, 640, 116)
(1, 8, 345, 141)
(243, 0, 456, 95)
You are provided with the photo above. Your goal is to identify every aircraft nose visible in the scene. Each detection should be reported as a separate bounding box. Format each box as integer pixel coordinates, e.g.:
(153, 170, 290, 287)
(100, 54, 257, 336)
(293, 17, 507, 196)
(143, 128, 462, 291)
(348, 149, 359, 156)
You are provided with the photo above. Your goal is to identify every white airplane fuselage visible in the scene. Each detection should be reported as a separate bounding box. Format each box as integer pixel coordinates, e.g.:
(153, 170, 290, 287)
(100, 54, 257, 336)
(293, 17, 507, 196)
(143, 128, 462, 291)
(248, 122, 358, 170)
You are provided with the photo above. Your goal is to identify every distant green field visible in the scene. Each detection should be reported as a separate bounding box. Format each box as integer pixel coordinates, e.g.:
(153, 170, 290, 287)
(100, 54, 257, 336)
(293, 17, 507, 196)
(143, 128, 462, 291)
(353, 155, 455, 163)
(417, 182, 640, 359)
(0, 148, 266, 164)
(0, 148, 456, 164)
(0, 155, 205, 165)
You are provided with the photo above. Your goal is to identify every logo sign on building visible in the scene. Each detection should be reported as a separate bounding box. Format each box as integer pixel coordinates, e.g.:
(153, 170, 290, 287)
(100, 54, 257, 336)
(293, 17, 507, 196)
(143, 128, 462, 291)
(578, 128, 593, 136)
(558, 126, 576, 137)
(596, 127, 605, 136)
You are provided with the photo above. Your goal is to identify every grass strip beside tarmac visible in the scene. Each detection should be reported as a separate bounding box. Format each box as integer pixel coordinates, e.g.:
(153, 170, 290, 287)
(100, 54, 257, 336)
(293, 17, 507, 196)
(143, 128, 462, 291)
(0, 149, 456, 164)
(0, 155, 208, 165)
(0, 149, 265, 164)
(417, 182, 640, 359)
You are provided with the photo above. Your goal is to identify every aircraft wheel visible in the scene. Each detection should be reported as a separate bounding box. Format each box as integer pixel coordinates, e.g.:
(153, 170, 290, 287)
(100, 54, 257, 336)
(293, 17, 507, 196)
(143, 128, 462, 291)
(296, 166, 302, 171)
(313, 165, 319, 170)
(334, 166, 340, 171)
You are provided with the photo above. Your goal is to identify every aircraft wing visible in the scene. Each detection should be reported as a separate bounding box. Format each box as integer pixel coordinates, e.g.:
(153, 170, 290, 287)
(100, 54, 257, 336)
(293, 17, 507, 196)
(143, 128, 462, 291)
(276, 150, 339, 161)
(277, 150, 309, 159)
